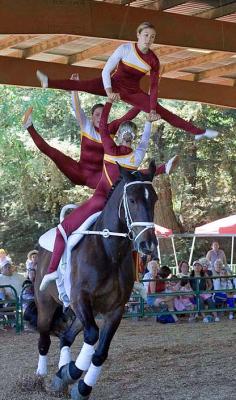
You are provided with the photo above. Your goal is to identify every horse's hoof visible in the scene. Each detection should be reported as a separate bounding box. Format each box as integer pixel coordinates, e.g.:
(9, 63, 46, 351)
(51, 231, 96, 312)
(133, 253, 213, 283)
(48, 374, 68, 394)
(61, 363, 78, 385)
(70, 383, 90, 400)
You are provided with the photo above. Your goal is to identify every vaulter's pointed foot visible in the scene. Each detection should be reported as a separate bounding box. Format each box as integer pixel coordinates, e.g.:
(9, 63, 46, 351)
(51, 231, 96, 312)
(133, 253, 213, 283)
(36, 70, 48, 88)
(165, 154, 180, 175)
(40, 271, 58, 291)
(195, 129, 219, 141)
(23, 107, 33, 129)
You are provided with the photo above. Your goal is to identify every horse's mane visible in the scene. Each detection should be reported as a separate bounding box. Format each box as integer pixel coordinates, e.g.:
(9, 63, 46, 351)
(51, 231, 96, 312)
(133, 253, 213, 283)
(105, 176, 123, 204)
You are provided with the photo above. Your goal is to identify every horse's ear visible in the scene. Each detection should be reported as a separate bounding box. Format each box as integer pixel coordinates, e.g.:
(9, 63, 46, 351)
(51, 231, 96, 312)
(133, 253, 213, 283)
(148, 160, 156, 181)
(117, 163, 133, 182)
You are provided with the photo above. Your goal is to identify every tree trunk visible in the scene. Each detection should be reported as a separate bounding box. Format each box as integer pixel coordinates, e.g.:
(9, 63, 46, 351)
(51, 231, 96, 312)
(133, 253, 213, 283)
(154, 175, 183, 257)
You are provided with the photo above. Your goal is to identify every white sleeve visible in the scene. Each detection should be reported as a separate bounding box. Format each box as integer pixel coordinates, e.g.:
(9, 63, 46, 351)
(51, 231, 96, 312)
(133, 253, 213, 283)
(71, 91, 88, 129)
(102, 44, 127, 89)
(134, 121, 152, 166)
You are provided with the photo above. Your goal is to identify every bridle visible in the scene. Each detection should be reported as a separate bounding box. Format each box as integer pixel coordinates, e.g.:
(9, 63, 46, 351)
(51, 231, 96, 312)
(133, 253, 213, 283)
(58, 181, 155, 243)
(118, 181, 155, 242)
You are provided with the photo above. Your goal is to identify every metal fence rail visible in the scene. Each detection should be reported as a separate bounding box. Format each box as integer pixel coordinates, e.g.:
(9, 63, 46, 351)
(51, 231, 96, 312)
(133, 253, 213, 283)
(0, 285, 22, 333)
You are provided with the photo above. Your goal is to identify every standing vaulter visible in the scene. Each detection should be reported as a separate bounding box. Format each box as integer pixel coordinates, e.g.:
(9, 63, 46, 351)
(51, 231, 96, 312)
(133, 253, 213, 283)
(37, 22, 219, 140)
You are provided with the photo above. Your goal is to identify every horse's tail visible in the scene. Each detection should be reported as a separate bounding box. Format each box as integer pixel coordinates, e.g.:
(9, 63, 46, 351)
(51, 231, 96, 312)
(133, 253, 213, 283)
(23, 300, 38, 329)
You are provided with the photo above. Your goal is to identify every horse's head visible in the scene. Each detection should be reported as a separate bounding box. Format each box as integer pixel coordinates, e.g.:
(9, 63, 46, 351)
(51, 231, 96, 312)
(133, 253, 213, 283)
(118, 160, 158, 256)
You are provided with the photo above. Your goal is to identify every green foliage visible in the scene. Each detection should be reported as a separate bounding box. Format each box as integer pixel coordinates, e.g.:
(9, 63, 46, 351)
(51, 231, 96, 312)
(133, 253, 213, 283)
(0, 86, 235, 263)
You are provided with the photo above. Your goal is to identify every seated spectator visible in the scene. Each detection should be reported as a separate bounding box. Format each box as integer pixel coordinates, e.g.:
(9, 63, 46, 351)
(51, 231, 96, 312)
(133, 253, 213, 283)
(0, 249, 12, 270)
(173, 277, 195, 321)
(198, 257, 212, 277)
(0, 262, 25, 300)
(143, 264, 178, 322)
(213, 268, 235, 320)
(177, 260, 190, 277)
(212, 259, 223, 277)
(25, 250, 38, 277)
(190, 260, 219, 323)
(206, 241, 227, 270)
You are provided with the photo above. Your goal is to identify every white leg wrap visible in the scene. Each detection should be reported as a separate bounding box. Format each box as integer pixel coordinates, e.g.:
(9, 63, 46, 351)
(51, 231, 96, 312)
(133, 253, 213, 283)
(75, 343, 94, 371)
(58, 346, 72, 369)
(36, 355, 48, 376)
(84, 363, 102, 387)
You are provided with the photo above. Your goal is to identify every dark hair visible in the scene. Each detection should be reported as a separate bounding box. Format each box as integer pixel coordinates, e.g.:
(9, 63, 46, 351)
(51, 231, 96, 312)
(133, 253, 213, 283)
(91, 103, 104, 115)
(159, 265, 171, 279)
(180, 277, 190, 287)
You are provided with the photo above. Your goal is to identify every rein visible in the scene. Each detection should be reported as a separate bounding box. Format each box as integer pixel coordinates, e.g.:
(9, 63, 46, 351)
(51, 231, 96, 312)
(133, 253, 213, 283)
(58, 181, 155, 243)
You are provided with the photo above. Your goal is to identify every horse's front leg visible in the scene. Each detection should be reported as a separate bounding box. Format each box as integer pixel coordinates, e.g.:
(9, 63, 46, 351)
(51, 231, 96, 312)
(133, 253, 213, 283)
(71, 307, 123, 400)
(50, 317, 84, 393)
(53, 292, 99, 391)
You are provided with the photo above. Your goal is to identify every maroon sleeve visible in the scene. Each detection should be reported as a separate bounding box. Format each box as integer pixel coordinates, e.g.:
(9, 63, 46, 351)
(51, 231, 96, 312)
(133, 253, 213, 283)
(99, 102, 133, 156)
(149, 53, 160, 111)
(108, 106, 141, 135)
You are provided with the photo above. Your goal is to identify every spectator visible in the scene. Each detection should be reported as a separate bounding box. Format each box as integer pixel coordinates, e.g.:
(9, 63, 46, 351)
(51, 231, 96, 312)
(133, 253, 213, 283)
(173, 277, 195, 321)
(190, 260, 219, 323)
(0, 263, 24, 300)
(25, 250, 38, 277)
(198, 257, 213, 277)
(143, 264, 178, 321)
(212, 259, 224, 277)
(177, 260, 190, 277)
(206, 241, 227, 270)
(213, 268, 235, 320)
(0, 249, 12, 270)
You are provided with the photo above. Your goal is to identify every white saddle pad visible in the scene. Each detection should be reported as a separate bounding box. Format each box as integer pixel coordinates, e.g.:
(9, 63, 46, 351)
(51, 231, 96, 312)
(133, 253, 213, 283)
(39, 211, 101, 252)
(38, 211, 102, 307)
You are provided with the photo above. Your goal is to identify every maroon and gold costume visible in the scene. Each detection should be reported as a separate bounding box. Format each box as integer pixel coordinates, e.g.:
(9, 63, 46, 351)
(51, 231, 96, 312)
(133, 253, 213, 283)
(46, 43, 205, 136)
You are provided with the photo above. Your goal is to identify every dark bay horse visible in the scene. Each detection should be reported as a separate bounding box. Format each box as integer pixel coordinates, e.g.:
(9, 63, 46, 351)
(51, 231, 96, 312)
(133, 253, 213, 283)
(33, 162, 158, 399)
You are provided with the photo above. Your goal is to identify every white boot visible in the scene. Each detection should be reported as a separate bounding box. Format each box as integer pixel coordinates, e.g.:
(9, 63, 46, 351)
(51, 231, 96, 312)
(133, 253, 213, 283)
(36, 70, 48, 88)
(23, 107, 33, 129)
(195, 129, 219, 141)
(40, 271, 58, 291)
(165, 154, 180, 175)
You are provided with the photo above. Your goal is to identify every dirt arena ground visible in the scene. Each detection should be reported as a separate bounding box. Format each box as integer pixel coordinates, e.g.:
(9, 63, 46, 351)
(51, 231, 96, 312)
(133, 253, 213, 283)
(1, 317, 236, 400)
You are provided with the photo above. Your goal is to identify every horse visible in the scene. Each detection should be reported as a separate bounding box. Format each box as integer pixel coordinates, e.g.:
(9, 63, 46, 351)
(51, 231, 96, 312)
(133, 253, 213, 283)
(32, 161, 158, 399)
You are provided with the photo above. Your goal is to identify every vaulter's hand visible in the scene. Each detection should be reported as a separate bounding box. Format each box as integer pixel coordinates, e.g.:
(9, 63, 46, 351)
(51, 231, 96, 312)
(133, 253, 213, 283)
(148, 110, 161, 122)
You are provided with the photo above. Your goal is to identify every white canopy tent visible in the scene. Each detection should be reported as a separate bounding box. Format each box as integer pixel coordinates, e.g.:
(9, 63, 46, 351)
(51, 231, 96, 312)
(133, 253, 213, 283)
(189, 215, 236, 267)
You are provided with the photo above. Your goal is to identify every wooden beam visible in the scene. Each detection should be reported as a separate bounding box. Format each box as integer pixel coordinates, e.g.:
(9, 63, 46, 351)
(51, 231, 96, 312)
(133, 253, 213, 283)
(144, 1, 187, 11)
(162, 51, 233, 74)
(68, 40, 120, 65)
(194, 62, 236, 81)
(0, 56, 236, 108)
(0, 34, 37, 51)
(196, 3, 236, 19)
(1, 0, 236, 52)
(22, 35, 79, 59)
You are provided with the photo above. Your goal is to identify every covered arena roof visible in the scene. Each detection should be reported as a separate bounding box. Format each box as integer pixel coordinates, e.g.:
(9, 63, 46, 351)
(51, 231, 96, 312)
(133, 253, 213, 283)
(1, 0, 236, 107)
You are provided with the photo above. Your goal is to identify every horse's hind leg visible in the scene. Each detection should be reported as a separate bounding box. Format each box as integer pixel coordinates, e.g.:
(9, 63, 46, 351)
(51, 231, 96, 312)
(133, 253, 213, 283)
(71, 307, 123, 400)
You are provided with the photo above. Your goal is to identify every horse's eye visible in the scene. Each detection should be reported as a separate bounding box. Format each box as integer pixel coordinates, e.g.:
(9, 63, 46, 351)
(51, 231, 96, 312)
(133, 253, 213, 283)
(129, 198, 135, 204)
